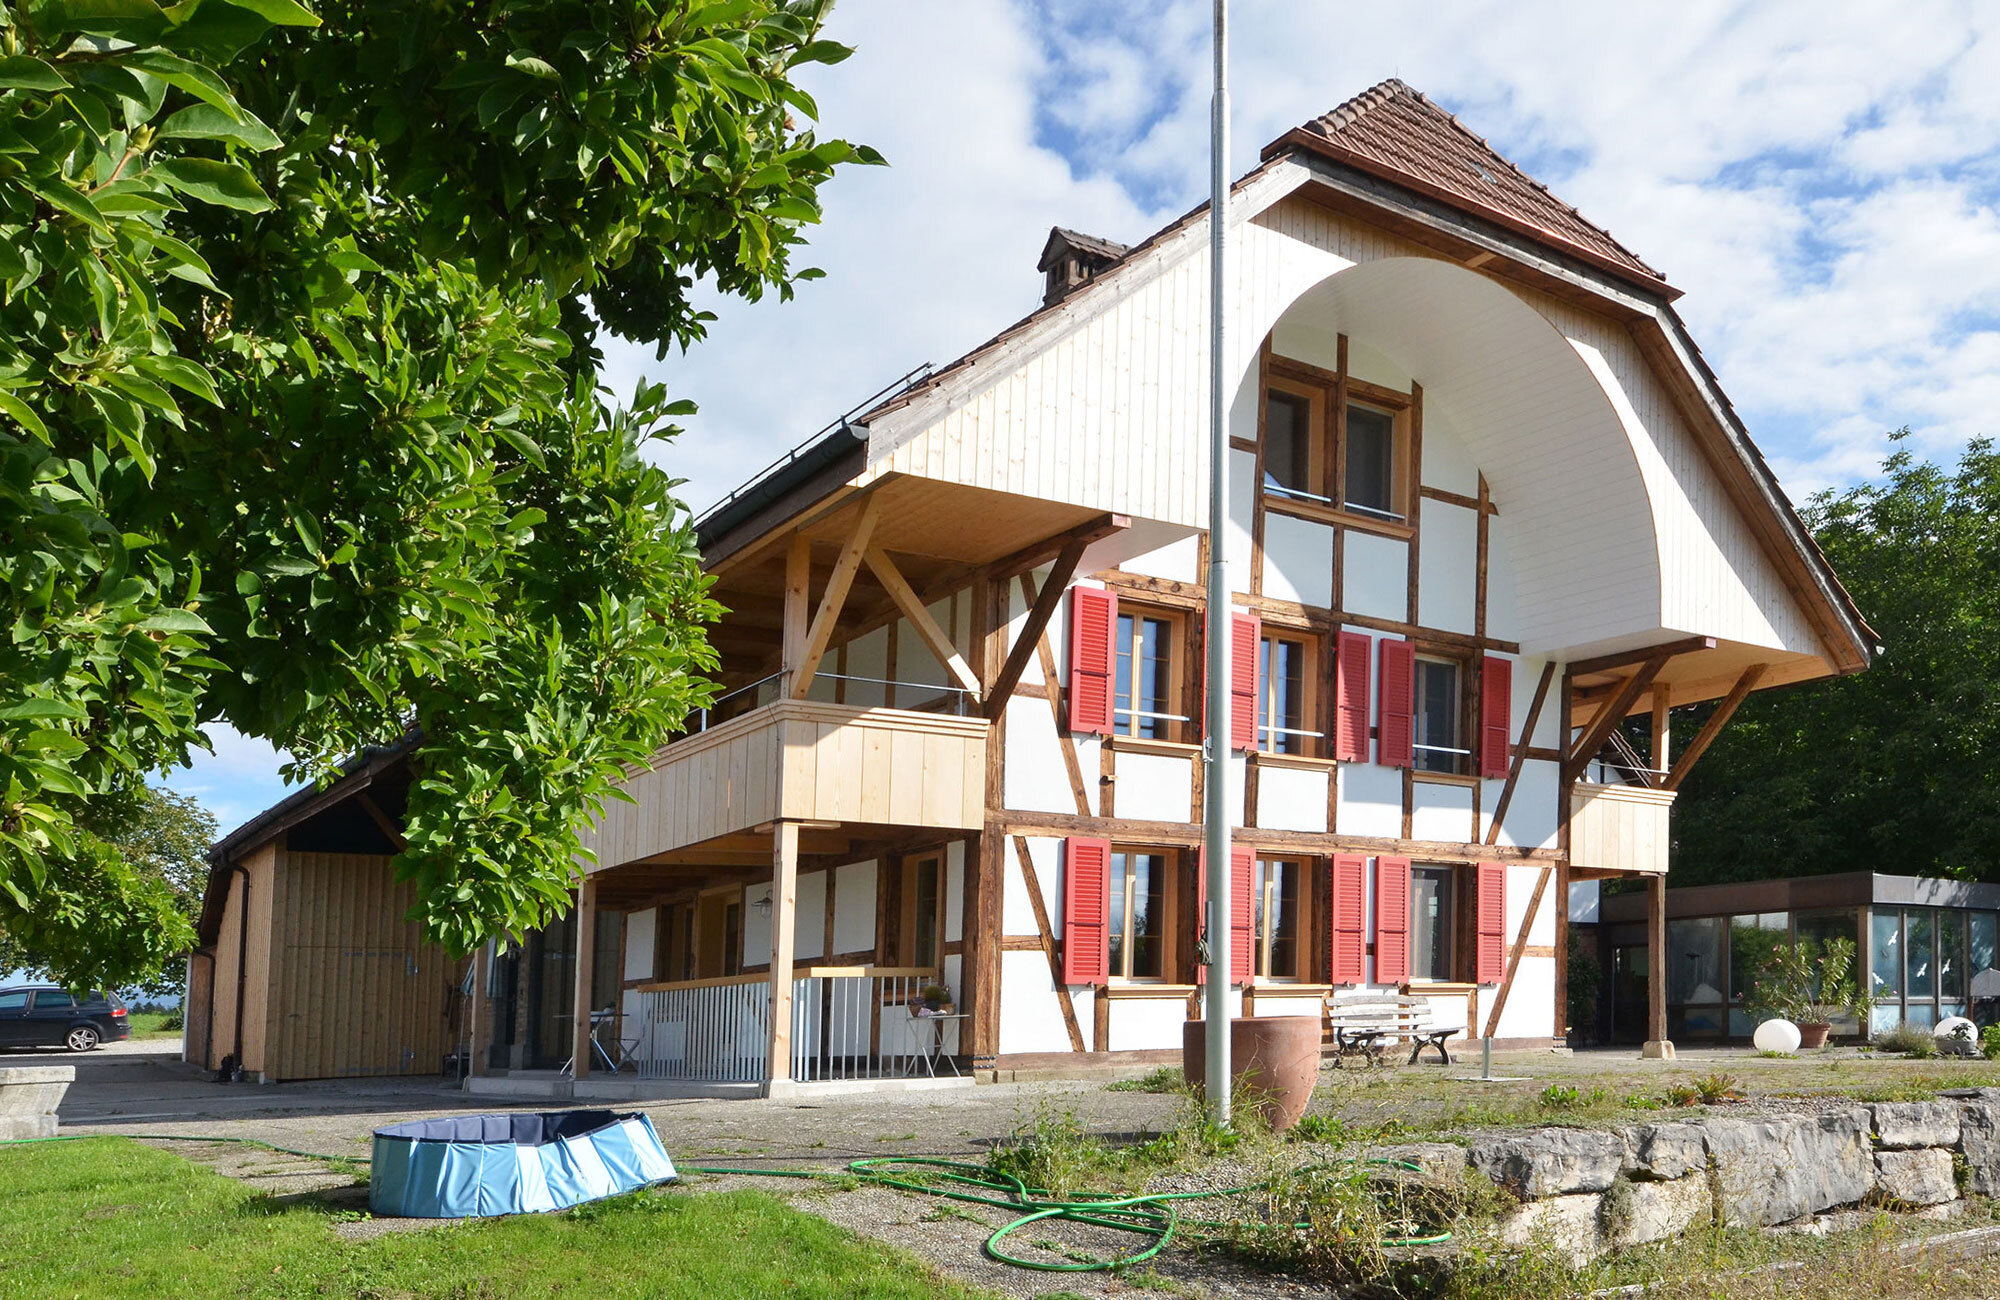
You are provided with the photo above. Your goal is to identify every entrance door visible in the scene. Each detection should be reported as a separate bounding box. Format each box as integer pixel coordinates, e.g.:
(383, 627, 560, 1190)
(1610, 945, 1649, 1044)
(523, 916, 576, 1070)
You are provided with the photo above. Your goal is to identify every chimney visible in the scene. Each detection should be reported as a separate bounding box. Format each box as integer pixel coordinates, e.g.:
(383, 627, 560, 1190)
(1037, 227, 1130, 307)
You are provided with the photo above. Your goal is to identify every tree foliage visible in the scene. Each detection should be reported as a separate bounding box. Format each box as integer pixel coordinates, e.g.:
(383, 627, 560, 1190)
(0, 0, 875, 990)
(1673, 433, 2000, 885)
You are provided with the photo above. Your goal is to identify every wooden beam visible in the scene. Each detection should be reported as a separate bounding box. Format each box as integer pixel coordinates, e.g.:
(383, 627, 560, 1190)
(1563, 657, 1667, 785)
(791, 499, 881, 698)
(1662, 663, 1767, 791)
(1649, 685, 1671, 787)
(985, 538, 1086, 721)
(863, 546, 983, 701)
(987, 512, 1128, 582)
(571, 877, 596, 1080)
(1484, 661, 1557, 846)
(354, 791, 407, 851)
(1011, 836, 1087, 1053)
(1566, 636, 1715, 679)
(1646, 871, 1668, 1046)
(1483, 865, 1551, 1038)
(782, 533, 810, 673)
(766, 821, 800, 1085)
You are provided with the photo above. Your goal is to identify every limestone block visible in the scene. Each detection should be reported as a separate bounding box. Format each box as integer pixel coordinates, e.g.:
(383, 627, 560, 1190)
(1872, 1148, 1958, 1207)
(1468, 1128, 1624, 1200)
(1870, 1101, 1961, 1150)
(0, 1066, 71, 1141)
(1496, 1192, 1604, 1264)
(1958, 1102, 2000, 1198)
(1603, 1175, 1711, 1248)
(1706, 1110, 1871, 1227)
(1622, 1122, 1708, 1181)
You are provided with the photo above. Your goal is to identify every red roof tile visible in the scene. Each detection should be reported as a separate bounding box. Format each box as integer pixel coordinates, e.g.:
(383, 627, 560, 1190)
(1273, 79, 1668, 289)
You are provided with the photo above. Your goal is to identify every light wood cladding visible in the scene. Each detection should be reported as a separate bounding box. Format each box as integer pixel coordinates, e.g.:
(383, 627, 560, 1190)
(1568, 782, 1675, 875)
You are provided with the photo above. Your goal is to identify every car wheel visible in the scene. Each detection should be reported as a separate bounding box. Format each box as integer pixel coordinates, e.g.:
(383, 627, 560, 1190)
(66, 1024, 100, 1052)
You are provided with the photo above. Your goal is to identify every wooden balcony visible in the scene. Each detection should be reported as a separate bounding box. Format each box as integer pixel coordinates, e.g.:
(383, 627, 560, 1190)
(582, 698, 988, 870)
(1569, 781, 1675, 875)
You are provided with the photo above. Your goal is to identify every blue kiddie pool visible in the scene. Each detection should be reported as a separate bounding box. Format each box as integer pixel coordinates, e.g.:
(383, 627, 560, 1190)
(369, 1110, 678, 1218)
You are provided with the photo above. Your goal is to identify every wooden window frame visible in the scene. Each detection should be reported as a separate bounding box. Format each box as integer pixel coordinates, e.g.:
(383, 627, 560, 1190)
(1408, 863, 1457, 985)
(1259, 354, 1416, 535)
(897, 849, 947, 971)
(1252, 854, 1313, 983)
(1412, 650, 1474, 778)
(1256, 628, 1321, 757)
(1114, 603, 1189, 743)
(1106, 845, 1180, 985)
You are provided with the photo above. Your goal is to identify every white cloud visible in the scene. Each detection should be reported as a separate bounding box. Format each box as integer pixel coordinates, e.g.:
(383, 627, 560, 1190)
(156, 726, 301, 838)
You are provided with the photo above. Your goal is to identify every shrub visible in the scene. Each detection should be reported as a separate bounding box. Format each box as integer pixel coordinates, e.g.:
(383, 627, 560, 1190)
(986, 1109, 1114, 1197)
(1692, 1072, 1739, 1104)
(1661, 1084, 1699, 1108)
(1104, 1066, 1181, 1094)
(1983, 1024, 2000, 1061)
(1874, 1023, 1939, 1058)
(160, 1010, 183, 1032)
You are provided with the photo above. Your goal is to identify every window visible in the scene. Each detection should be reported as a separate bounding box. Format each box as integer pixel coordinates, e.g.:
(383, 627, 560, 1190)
(1256, 632, 1317, 755)
(1413, 656, 1465, 774)
(1907, 909, 1936, 999)
(0, 990, 26, 1011)
(1252, 857, 1303, 979)
(1344, 403, 1397, 516)
(31, 990, 75, 1009)
(1410, 867, 1454, 982)
(1114, 608, 1183, 741)
(1107, 850, 1168, 980)
(1728, 913, 1789, 1036)
(1263, 389, 1317, 497)
(900, 852, 945, 969)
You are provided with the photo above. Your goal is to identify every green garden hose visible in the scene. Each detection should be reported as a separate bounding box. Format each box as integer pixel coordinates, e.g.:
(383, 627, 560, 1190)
(684, 1154, 1454, 1273)
(3, 1134, 1452, 1274)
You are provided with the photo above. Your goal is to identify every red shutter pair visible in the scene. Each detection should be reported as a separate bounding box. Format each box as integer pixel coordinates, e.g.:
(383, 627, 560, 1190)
(1067, 590, 1258, 752)
(1333, 857, 1504, 985)
(1195, 846, 1254, 984)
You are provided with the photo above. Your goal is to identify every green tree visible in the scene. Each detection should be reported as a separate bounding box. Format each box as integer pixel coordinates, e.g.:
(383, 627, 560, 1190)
(1673, 432, 1999, 885)
(0, 780, 214, 995)
(0, 0, 875, 992)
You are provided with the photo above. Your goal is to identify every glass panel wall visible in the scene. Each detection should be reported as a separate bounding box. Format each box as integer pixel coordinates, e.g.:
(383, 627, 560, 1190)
(1871, 910, 1903, 1034)
(1666, 917, 1725, 1037)
(1973, 913, 2000, 1026)
(1795, 909, 1862, 1034)
(1727, 913, 1788, 1037)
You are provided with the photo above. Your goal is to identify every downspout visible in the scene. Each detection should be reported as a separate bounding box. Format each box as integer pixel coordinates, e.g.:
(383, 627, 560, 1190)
(229, 862, 250, 1080)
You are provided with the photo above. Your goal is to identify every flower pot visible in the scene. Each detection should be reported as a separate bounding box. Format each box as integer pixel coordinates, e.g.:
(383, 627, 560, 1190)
(1180, 1016, 1321, 1132)
(1797, 1022, 1832, 1049)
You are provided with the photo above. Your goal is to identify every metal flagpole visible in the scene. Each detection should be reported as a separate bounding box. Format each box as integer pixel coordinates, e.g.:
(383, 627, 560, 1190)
(1202, 0, 1233, 1127)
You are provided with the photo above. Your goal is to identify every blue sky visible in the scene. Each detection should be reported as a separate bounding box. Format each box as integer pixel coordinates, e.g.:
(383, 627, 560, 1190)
(165, 0, 2000, 834)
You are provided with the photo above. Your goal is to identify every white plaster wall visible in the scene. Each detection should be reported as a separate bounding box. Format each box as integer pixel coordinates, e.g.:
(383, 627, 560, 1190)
(1111, 998, 1195, 1052)
(1117, 752, 1193, 823)
(1251, 993, 1323, 1019)
(1494, 957, 1557, 1040)
(1005, 837, 1060, 939)
(743, 883, 770, 968)
(832, 860, 877, 957)
(999, 950, 1080, 1055)
(945, 841, 965, 944)
(1122, 534, 1200, 584)
(623, 909, 656, 981)
(1261, 514, 1335, 609)
(795, 869, 827, 962)
(1343, 532, 1407, 621)
(1226, 447, 1256, 570)
(1485, 510, 1521, 644)
(1226, 753, 1247, 827)
(1339, 765, 1403, 838)
(1483, 761, 1560, 850)
(1258, 765, 1328, 833)
(1411, 782, 1475, 843)
(1416, 499, 1478, 635)
(1518, 657, 1561, 750)
(1004, 697, 1097, 815)
(1345, 338, 1413, 393)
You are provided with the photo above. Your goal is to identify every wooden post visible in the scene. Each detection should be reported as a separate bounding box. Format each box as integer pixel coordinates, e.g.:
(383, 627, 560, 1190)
(572, 878, 597, 1080)
(468, 941, 490, 1079)
(766, 821, 800, 1093)
(783, 532, 810, 676)
(1642, 871, 1674, 1059)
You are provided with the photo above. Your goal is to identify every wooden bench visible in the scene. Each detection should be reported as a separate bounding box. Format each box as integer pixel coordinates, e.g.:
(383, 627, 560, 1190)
(1323, 993, 1463, 1067)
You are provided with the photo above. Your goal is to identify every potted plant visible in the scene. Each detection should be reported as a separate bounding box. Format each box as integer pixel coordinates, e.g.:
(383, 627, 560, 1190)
(1750, 936, 1870, 1049)
(911, 984, 955, 1018)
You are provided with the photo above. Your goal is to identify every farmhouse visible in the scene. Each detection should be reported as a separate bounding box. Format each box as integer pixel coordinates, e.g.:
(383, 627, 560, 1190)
(186, 79, 1872, 1088)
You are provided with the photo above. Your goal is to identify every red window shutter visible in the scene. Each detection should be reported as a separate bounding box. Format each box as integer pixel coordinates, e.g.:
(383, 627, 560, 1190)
(1230, 846, 1255, 983)
(1061, 838, 1111, 984)
(1479, 656, 1513, 780)
(1475, 862, 1507, 984)
(1373, 856, 1412, 986)
(1329, 854, 1367, 985)
(1229, 613, 1260, 751)
(1334, 631, 1372, 762)
(1376, 639, 1415, 767)
(1066, 587, 1117, 735)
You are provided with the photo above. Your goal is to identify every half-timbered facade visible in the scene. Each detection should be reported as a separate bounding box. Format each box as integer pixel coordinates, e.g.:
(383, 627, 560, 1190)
(447, 80, 1871, 1094)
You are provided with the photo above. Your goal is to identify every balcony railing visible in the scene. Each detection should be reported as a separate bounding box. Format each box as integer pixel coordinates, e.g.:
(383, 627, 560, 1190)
(1570, 781, 1675, 874)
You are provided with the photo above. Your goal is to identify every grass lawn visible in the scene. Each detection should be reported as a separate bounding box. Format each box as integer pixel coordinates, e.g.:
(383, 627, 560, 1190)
(122, 1011, 181, 1039)
(0, 1137, 997, 1300)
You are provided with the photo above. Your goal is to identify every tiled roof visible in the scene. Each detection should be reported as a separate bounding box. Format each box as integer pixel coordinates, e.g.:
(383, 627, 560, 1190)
(1275, 78, 1667, 288)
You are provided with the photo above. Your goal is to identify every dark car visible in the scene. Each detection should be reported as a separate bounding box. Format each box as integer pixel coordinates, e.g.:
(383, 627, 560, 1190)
(0, 985, 131, 1052)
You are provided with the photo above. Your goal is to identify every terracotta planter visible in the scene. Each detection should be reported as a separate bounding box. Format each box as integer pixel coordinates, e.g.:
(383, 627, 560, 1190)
(1798, 1021, 1832, 1049)
(1181, 1016, 1321, 1132)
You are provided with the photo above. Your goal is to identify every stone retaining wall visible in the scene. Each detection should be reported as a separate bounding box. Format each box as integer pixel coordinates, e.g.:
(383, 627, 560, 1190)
(1378, 1092, 2000, 1261)
(0, 1066, 73, 1141)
